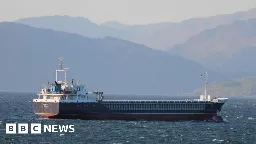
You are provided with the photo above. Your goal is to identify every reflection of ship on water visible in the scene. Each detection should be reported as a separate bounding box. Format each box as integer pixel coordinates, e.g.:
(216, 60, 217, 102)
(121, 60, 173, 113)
(33, 57, 228, 121)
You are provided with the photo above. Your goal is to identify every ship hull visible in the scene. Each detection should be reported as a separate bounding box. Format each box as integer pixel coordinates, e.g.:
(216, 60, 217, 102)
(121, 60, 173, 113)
(34, 101, 225, 121)
(50, 113, 219, 121)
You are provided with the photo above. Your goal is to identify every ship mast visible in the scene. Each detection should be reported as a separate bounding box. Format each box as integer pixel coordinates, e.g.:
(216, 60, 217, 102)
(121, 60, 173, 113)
(55, 57, 69, 84)
(204, 70, 208, 100)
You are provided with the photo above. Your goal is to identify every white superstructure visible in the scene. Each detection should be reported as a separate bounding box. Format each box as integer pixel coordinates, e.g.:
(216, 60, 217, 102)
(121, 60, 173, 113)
(33, 57, 103, 104)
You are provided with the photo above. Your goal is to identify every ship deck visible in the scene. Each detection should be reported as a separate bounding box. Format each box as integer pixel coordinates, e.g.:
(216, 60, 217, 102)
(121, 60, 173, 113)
(102, 100, 212, 103)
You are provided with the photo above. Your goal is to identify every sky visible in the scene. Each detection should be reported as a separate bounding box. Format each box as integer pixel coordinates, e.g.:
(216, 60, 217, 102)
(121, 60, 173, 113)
(0, 0, 256, 25)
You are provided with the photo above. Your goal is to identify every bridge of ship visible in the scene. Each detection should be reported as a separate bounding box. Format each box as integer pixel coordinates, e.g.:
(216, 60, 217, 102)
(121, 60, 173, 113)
(36, 57, 104, 102)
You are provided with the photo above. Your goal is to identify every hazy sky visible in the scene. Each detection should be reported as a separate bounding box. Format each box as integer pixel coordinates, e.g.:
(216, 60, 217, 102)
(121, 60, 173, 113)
(0, 0, 256, 25)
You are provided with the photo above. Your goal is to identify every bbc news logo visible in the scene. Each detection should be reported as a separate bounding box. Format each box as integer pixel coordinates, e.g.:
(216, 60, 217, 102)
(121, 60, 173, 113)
(6, 123, 75, 134)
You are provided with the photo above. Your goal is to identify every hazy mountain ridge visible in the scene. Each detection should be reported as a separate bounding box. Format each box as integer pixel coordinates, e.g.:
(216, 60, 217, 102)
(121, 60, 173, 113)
(15, 8, 256, 50)
(169, 18, 256, 73)
(16, 15, 131, 39)
(0, 22, 226, 94)
(194, 76, 256, 97)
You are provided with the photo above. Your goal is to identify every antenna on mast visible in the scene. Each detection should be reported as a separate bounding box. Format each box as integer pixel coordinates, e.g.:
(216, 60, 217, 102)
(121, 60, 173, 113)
(59, 57, 64, 70)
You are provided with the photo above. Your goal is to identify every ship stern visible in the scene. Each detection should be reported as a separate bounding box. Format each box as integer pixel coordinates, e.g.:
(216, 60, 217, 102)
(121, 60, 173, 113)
(33, 99, 59, 118)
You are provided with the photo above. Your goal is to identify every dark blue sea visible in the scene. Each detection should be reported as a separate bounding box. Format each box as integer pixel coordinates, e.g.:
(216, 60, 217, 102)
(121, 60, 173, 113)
(0, 92, 255, 144)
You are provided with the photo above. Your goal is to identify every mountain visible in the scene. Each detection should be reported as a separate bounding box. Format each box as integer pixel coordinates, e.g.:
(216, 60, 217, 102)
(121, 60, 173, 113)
(15, 15, 129, 39)
(0, 22, 225, 95)
(194, 77, 256, 97)
(15, 8, 256, 50)
(169, 18, 256, 73)
(100, 21, 129, 30)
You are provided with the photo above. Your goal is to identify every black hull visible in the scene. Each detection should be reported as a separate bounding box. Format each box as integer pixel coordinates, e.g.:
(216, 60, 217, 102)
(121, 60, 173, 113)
(34, 101, 225, 122)
(50, 113, 223, 122)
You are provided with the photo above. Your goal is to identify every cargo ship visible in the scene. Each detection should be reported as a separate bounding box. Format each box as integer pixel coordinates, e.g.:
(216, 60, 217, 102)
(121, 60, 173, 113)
(33, 57, 228, 121)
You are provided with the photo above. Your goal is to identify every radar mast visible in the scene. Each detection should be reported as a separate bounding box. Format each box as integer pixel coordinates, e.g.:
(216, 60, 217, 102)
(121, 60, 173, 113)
(55, 57, 69, 84)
